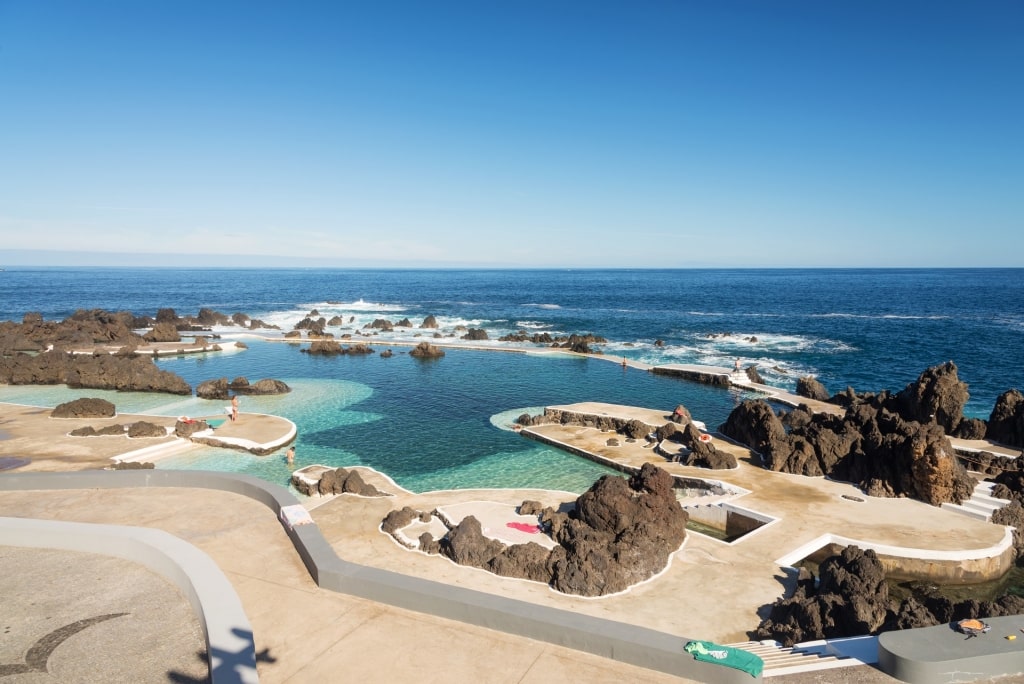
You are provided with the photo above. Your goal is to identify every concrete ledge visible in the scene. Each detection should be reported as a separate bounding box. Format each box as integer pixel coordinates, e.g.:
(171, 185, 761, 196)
(0, 515, 257, 684)
(0, 470, 760, 684)
(878, 617, 1024, 683)
(775, 530, 1015, 583)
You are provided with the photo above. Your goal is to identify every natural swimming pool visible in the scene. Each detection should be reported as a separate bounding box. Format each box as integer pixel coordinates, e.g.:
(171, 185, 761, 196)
(0, 338, 750, 493)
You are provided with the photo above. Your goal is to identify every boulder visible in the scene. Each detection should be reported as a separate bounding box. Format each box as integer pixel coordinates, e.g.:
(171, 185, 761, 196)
(196, 378, 231, 400)
(52, 397, 116, 419)
(410, 342, 445, 359)
(246, 378, 291, 395)
(988, 390, 1024, 448)
(420, 315, 439, 329)
(174, 418, 208, 437)
(677, 423, 737, 469)
(461, 328, 489, 341)
(440, 516, 505, 569)
(302, 340, 344, 355)
(195, 308, 230, 326)
(143, 321, 181, 343)
(127, 421, 167, 438)
(796, 376, 830, 402)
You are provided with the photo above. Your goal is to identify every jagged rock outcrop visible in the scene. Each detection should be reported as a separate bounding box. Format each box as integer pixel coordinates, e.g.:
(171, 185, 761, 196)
(365, 318, 394, 331)
(195, 308, 231, 327)
(461, 328, 489, 341)
(796, 376, 830, 402)
(3, 347, 189, 393)
(52, 397, 116, 419)
(554, 333, 606, 354)
(420, 315, 439, 329)
(721, 364, 978, 506)
(988, 390, 1024, 448)
(754, 546, 890, 646)
(410, 342, 445, 358)
(895, 361, 969, 435)
(294, 317, 326, 336)
(547, 463, 688, 596)
(757, 545, 1024, 645)
(71, 353, 192, 394)
(499, 331, 554, 344)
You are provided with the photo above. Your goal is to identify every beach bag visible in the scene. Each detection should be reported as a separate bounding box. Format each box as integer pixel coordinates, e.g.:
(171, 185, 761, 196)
(956, 618, 991, 637)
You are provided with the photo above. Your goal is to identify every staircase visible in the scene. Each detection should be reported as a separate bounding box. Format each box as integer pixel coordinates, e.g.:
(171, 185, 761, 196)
(940, 480, 1012, 522)
(725, 639, 863, 677)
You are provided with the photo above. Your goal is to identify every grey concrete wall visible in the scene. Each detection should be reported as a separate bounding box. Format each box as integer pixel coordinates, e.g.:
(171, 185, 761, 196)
(0, 470, 760, 684)
(878, 617, 1024, 683)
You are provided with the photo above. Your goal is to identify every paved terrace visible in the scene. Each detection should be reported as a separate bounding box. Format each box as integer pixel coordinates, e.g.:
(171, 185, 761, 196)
(1, 358, 1020, 683)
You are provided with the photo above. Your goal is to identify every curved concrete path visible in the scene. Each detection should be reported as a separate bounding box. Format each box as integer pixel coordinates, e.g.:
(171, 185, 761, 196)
(0, 515, 257, 684)
(0, 470, 758, 684)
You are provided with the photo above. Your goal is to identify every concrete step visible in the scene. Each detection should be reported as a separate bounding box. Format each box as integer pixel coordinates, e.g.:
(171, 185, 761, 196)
(940, 502, 991, 521)
(973, 492, 1012, 507)
(960, 499, 1001, 515)
(724, 640, 856, 677)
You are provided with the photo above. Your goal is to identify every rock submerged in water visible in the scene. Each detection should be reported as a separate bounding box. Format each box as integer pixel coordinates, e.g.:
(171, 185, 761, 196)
(195, 376, 291, 399)
(409, 341, 445, 358)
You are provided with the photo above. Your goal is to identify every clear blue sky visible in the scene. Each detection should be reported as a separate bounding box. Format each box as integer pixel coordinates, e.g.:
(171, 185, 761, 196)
(0, 1, 1021, 268)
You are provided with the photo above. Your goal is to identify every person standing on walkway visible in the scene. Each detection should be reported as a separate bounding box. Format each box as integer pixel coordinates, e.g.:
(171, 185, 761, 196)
(231, 395, 239, 422)
(733, 358, 741, 374)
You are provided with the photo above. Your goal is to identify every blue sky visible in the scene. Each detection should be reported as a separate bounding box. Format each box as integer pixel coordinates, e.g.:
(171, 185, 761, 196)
(0, 1, 1021, 268)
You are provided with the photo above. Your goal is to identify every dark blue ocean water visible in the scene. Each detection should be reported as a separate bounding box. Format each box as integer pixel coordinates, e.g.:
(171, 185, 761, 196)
(2, 268, 1021, 492)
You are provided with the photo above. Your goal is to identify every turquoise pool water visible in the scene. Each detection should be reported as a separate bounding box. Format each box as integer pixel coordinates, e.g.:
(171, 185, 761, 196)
(0, 339, 740, 494)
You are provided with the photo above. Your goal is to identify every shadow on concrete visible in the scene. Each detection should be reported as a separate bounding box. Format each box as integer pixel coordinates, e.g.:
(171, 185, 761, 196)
(167, 628, 273, 684)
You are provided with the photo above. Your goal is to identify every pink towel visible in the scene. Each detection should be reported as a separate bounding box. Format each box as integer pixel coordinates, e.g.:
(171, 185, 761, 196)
(507, 521, 540, 534)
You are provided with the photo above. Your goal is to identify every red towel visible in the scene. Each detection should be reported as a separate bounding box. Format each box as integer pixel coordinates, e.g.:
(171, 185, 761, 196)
(507, 522, 540, 534)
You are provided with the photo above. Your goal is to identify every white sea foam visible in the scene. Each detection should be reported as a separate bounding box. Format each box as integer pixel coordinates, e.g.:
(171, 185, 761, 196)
(816, 312, 948, 321)
(523, 303, 562, 310)
(310, 299, 407, 312)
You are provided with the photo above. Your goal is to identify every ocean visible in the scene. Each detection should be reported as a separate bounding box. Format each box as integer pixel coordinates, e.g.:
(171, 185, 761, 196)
(1, 267, 1021, 493)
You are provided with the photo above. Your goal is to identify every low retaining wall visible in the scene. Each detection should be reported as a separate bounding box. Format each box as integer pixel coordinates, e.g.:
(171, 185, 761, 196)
(776, 531, 1016, 585)
(0, 470, 759, 684)
(878, 615, 1024, 683)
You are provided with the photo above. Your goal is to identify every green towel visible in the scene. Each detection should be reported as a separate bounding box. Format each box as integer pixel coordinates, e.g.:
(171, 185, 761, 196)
(685, 640, 764, 678)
